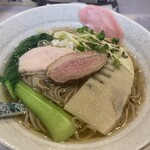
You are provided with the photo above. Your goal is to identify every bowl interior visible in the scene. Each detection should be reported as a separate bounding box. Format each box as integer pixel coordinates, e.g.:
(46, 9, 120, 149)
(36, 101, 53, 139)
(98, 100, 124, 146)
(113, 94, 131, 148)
(0, 3, 150, 150)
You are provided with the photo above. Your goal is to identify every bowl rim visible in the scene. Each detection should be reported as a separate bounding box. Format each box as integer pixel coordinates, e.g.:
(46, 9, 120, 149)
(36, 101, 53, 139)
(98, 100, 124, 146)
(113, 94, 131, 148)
(0, 3, 150, 150)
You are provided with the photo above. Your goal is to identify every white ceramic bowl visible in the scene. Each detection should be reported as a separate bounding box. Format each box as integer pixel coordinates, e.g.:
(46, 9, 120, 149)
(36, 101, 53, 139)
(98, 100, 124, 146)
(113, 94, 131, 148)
(0, 3, 150, 150)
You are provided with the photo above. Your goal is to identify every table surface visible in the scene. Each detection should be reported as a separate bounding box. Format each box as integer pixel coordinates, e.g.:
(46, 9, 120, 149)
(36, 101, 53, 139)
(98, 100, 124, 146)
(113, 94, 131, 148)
(0, 0, 150, 150)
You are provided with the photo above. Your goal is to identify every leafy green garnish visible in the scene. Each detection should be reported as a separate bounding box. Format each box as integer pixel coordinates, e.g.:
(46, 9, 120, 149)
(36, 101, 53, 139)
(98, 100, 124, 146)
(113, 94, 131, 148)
(96, 30, 105, 40)
(77, 42, 85, 51)
(53, 26, 132, 70)
(77, 26, 93, 34)
(112, 38, 119, 44)
(101, 44, 109, 52)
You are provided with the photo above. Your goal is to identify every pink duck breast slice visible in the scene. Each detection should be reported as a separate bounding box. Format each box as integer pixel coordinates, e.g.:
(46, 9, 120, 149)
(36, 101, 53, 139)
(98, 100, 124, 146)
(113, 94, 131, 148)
(46, 51, 108, 83)
(78, 5, 124, 39)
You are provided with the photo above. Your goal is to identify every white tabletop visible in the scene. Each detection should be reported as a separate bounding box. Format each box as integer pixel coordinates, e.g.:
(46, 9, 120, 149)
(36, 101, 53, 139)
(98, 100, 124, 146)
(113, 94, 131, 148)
(0, 0, 150, 149)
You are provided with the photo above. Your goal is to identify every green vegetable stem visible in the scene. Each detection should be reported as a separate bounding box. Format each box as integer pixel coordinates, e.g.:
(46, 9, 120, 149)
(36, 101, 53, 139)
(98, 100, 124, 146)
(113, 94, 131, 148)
(15, 80, 76, 142)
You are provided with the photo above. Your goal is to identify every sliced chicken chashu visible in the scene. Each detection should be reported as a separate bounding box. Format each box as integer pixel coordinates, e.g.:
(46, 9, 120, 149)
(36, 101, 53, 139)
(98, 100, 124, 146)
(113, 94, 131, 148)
(19, 46, 73, 73)
(64, 49, 134, 135)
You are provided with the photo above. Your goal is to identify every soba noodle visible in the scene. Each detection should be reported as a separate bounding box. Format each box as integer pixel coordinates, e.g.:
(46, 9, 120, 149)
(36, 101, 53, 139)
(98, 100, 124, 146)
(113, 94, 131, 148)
(21, 56, 144, 141)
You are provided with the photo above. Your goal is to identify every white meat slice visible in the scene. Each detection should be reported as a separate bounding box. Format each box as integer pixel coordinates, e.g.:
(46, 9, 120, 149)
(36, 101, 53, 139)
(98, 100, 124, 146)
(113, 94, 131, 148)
(19, 46, 73, 73)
